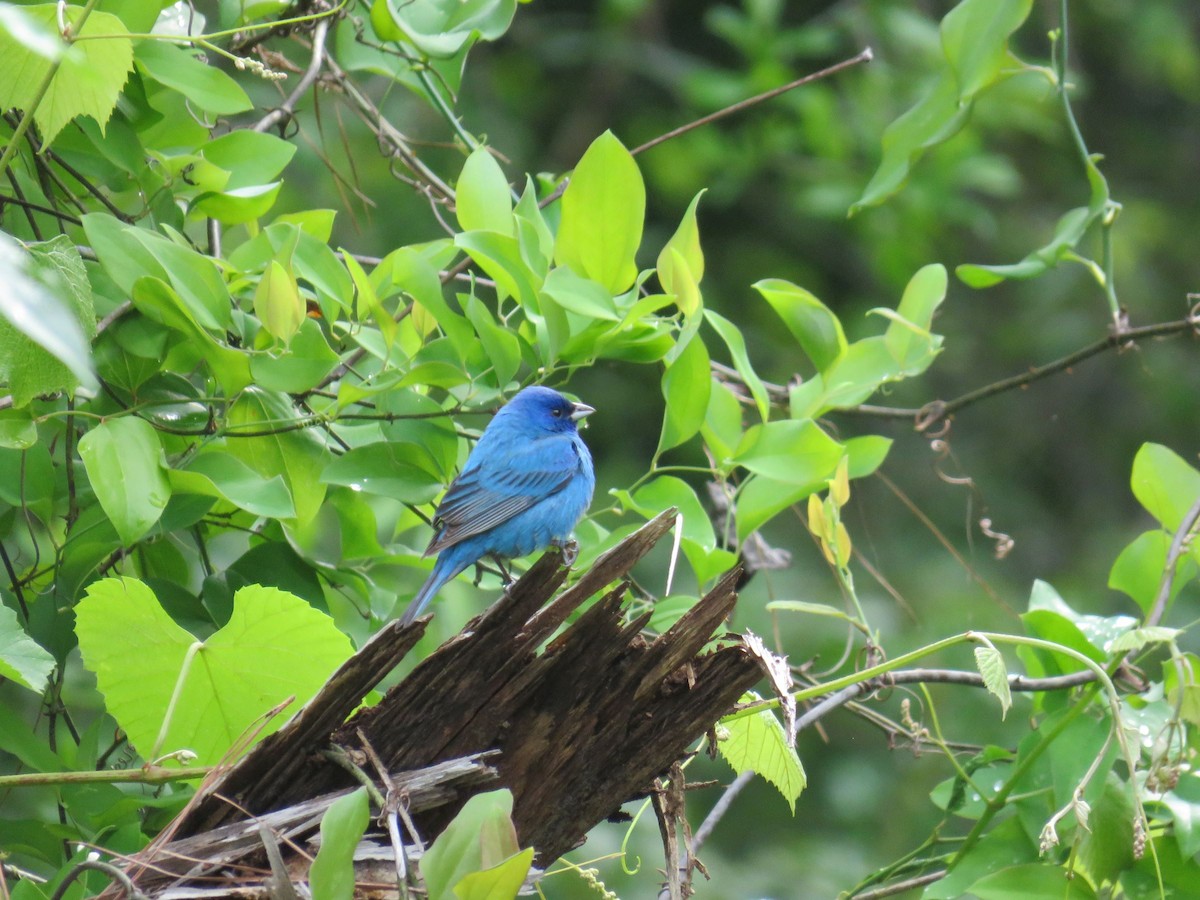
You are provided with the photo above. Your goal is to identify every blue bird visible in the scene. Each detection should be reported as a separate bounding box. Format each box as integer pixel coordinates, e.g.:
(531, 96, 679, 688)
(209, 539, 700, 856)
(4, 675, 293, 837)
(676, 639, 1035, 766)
(399, 386, 595, 624)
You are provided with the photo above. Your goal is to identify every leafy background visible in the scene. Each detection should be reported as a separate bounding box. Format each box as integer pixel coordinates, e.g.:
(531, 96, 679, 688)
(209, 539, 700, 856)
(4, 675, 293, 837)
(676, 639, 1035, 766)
(1, 0, 1199, 897)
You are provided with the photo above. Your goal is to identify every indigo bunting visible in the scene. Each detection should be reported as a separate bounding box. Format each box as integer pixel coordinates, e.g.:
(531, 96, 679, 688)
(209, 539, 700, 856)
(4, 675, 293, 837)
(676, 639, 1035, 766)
(399, 386, 595, 624)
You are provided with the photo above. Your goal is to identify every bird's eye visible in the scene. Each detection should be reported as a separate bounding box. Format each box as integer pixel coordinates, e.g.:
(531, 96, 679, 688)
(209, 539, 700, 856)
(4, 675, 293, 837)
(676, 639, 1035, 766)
(551, 408, 562, 418)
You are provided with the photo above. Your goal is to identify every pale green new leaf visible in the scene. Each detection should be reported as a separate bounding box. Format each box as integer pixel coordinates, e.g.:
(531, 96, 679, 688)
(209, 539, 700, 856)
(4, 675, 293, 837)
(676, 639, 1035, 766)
(657, 333, 710, 454)
(734, 420, 843, 485)
(719, 693, 806, 813)
(254, 260, 304, 343)
(1109, 530, 1198, 616)
(973, 646, 1012, 719)
(1108, 626, 1180, 655)
(75, 578, 353, 766)
(753, 279, 846, 373)
(656, 189, 705, 314)
(705, 309, 769, 421)
(554, 130, 645, 294)
(422, 790, 523, 900)
(456, 147, 514, 236)
(453, 848, 534, 900)
(884, 263, 947, 372)
(0, 3, 65, 61)
(0, 234, 97, 404)
(0, 603, 54, 693)
(1130, 443, 1200, 533)
(0, 6, 133, 144)
(77, 417, 171, 545)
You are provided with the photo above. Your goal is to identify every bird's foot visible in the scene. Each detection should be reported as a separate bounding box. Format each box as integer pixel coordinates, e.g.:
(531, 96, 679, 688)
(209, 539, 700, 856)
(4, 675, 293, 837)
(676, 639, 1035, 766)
(491, 554, 517, 587)
(552, 538, 580, 566)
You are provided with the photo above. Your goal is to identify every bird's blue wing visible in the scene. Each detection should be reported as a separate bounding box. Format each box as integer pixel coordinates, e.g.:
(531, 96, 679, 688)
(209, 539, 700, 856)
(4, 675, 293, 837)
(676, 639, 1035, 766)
(425, 437, 584, 555)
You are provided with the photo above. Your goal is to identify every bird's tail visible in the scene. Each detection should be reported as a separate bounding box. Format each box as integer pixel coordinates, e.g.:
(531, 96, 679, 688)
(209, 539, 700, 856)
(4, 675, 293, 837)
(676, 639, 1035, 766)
(399, 552, 465, 625)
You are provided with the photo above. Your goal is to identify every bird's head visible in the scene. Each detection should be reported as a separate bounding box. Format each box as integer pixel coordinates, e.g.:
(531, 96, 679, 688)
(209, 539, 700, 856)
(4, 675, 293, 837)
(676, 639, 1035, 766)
(503, 386, 594, 435)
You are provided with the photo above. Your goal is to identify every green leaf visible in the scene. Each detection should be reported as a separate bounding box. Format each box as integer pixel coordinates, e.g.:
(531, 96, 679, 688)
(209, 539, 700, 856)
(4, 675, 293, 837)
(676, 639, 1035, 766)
(968, 863, 1098, 899)
(254, 260, 305, 343)
(84, 215, 232, 330)
(0, 410, 38, 449)
(130, 277, 252, 393)
(193, 182, 283, 225)
(922, 817, 1036, 899)
(225, 387, 328, 525)
(701, 378, 743, 463)
(0, 3, 65, 61)
(453, 848, 534, 900)
(753, 279, 846, 373)
(421, 790, 524, 900)
(885, 263, 947, 371)
(957, 206, 1097, 287)
(75, 578, 353, 766)
(77, 417, 171, 545)
(199, 130, 298, 187)
(734, 420, 843, 485)
(850, 75, 968, 213)
(541, 266, 618, 321)
(718, 693, 806, 813)
(553, 130, 645, 294)
(134, 40, 252, 115)
(974, 645, 1012, 719)
(310, 787, 370, 900)
(852, 0, 1035, 213)
(941, 0, 1035, 103)
(250, 318, 341, 393)
(456, 231, 539, 308)
(320, 443, 444, 505)
(764, 600, 855, 624)
(1107, 626, 1179, 654)
(456, 147, 514, 236)
(735, 475, 821, 545)
(0, 603, 54, 693)
(0, 234, 97, 403)
(1131, 442, 1200, 532)
(1161, 774, 1200, 859)
(1109, 530, 1197, 616)
(463, 296, 521, 388)
(657, 333, 710, 454)
(0, 7, 133, 144)
(704, 309, 769, 421)
(370, 0, 517, 58)
(656, 190, 706, 315)
(628, 476, 715, 548)
(844, 435, 892, 478)
(169, 453, 296, 519)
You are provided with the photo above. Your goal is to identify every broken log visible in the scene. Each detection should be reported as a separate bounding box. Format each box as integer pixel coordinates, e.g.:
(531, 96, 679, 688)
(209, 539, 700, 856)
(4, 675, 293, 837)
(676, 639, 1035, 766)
(126, 509, 763, 894)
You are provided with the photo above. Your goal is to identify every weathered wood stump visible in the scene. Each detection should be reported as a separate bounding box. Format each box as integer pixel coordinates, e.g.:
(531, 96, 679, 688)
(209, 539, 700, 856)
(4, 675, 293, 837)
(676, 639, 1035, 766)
(123, 509, 761, 895)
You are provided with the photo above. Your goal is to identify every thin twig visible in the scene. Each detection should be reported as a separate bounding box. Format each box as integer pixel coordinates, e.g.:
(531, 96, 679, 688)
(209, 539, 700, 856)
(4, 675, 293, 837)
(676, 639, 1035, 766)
(631, 48, 873, 157)
(255, 17, 331, 134)
(844, 315, 1199, 425)
(1145, 494, 1200, 628)
(851, 871, 946, 899)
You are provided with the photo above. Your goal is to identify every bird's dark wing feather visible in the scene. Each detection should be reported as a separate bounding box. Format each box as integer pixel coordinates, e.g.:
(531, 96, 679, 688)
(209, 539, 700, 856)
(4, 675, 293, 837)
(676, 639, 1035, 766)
(424, 440, 582, 555)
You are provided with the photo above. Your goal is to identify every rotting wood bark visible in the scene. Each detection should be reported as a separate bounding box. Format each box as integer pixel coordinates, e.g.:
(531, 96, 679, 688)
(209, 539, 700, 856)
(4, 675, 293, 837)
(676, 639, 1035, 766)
(122, 508, 763, 895)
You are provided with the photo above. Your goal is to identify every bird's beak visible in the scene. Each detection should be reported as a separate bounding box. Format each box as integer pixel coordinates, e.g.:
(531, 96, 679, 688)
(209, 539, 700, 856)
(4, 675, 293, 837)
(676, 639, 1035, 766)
(569, 401, 595, 422)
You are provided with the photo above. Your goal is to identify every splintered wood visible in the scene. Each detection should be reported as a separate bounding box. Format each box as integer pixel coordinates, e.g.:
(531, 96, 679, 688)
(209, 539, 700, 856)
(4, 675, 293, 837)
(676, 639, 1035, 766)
(123, 509, 761, 896)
